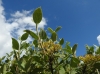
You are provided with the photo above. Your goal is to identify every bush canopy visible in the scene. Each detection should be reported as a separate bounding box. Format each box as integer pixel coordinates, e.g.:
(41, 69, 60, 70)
(0, 7, 100, 74)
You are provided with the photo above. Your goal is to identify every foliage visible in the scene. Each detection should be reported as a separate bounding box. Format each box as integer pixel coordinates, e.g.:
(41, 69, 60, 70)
(0, 7, 100, 74)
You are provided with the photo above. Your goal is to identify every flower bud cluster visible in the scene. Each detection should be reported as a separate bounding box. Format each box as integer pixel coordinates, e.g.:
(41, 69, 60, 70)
(79, 54, 100, 64)
(41, 40, 62, 55)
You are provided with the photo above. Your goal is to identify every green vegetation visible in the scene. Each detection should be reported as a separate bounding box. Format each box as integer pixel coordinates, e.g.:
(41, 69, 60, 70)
(0, 7, 100, 74)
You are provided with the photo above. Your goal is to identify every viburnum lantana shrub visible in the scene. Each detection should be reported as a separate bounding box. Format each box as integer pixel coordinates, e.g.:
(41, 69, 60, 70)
(0, 7, 100, 74)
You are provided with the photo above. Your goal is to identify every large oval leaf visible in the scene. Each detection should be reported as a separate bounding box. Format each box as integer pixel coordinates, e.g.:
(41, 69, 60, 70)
(21, 33, 28, 41)
(51, 32, 57, 41)
(24, 30, 39, 40)
(33, 7, 42, 24)
(12, 38, 19, 50)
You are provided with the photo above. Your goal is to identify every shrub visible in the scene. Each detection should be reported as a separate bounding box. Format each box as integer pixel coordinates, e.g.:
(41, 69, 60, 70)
(0, 7, 100, 74)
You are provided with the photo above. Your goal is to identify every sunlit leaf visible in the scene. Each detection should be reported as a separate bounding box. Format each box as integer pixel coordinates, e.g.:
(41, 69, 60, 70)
(3, 64, 6, 74)
(33, 7, 42, 24)
(59, 67, 65, 74)
(70, 68, 77, 74)
(21, 58, 26, 69)
(12, 38, 19, 50)
(21, 33, 28, 41)
(24, 30, 39, 40)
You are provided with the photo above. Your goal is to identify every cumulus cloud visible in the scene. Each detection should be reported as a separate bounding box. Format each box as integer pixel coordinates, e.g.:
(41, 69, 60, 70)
(0, 0, 47, 57)
(97, 35, 100, 45)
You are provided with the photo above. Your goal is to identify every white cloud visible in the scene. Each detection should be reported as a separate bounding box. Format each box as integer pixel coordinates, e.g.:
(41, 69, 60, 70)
(97, 35, 100, 45)
(0, 0, 47, 57)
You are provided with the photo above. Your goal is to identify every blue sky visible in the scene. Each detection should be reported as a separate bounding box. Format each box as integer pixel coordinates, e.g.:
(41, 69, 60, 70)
(1, 0, 100, 56)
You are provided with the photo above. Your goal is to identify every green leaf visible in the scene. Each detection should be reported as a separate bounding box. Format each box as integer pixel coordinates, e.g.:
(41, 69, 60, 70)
(94, 62, 100, 69)
(21, 58, 27, 69)
(3, 64, 6, 74)
(32, 68, 44, 74)
(12, 38, 19, 50)
(24, 30, 39, 40)
(95, 46, 100, 54)
(86, 44, 90, 50)
(55, 26, 62, 32)
(70, 57, 80, 68)
(64, 42, 72, 54)
(67, 45, 71, 50)
(59, 67, 65, 74)
(33, 40, 38, 47)
(70, 68, 77, 74)
(48, 27, 54, 33)
(72, 57, 80, 64)
(65, 41, 70, 48)
(21, 33, 28, 41)
(64, 48, 72, 54)
(1, 56, 6, 60)
(33, 7, 42, 24)
(72, 44, 77, 55)
(86, 45, 94, 54)
(33, 56, 43, 65)
(6, 72, 13, 74)
(20, 42, 29, 49)
(13, 50, 18, 60)
(51, 32, 57, 41)
(25, 58, 33, 71)
(89, 46, 94, 53)
(39, 29, 47, 39)
(59, 38, 64, 45)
